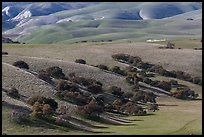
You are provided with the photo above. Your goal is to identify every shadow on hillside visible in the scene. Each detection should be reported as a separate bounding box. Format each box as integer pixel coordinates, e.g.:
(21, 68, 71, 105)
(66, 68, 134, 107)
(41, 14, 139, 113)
(2, 101, 31, 112)
(158, 104, 178, 106)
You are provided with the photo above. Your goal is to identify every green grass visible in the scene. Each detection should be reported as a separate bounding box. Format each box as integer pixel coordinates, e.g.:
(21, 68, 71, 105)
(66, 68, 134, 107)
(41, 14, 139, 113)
(14, 16, 201, 44)
(3, 97, 202, 135)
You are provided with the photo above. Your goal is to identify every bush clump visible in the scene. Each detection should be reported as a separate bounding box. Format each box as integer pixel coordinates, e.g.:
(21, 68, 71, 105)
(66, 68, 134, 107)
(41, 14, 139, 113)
(2, 51, 8, 55)
(13, 60, 29, 69)
(122, 91, 134, 99)
(37, 69, 52, 83)
(55, 80, 72, 91)
(45, 66, 65, 79)
(6, 87, 20, 99)
(75, 59, 86, 64)
(87, 84, 103, 94)
(108, 86, 124, 97)
(31, 102, 54, 117)
(27, 96, 58, 111)
(111, 66, 127, 76)
(172, 87, 199, 99)
(78, 98, 104, 117)
(112, 53, 142, 65)
(192, 77, 202, 85)
(131, 91, 157, 103)
(71, 76, 91, 86)
(155, 81, 172, 91)
(96, 64, 109, 70)
(65, 91, 92, 105)
(148, 104, 159, 112)
(120, 102, 146, 115)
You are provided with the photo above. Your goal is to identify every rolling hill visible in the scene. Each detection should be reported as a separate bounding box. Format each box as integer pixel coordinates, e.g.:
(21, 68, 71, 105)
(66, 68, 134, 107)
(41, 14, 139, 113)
(2, 42, 202, 135)
(2, 2, 202, 44)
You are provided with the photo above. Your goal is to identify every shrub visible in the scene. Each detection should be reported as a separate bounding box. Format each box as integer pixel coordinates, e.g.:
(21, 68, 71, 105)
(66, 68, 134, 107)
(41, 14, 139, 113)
(96, 64, 109, 70)
(131, 91, 156, 103)
(42, 104, 53, 116)
(13, 60, 29, 69)
(112, 53, 130, 62)
(75, 59, 86, 64)
(55, 80, 72, 91)
(170, 79, 178, 85)
(87, 84, 103, 94)
(112, 99, 124, 111)
(27, 96, 47, 105)
(69, 84, 80, 92)
(131, 84, 139, 91)
(108, 86, 124, 97)
(120, 102, 146, 115)
(95, 94, 105, 102)
(57, 106, 69, 115)
(136, 62, 152, 69)
(131, 91, 145, 103)
(27, 96, 58, 111)
(68, 72, 76, 79)
(2, 51, 8, 55)
(37, 69, 52, 83)
(125, 76, 134, 85)
(149, 80, 160, 87)
(144, 92, 157, 103)
(65, 92, 91, 105)
(78, 98, 104, 116)
(122, 91, 134, 99)
(164, 71, 177, 78)
(71, 76, 90, 86)
(7, 87, 20, 99)
(155, 81, 172, 91)
(192, 77, 202, 85)
(148, 104, 159, 112)
(143, 78, 152, 85)
(94, 81, 103, 87)
(175, 71, 192, 82)
(172, 87, 199, 99)
(45, 66, 65, 79)
(147, 65, 166, 75)
(31, 102, 55, 117)
(55, 91, 64, 99)
(11, 109, 30, 124)
(111, 66, 127, 76)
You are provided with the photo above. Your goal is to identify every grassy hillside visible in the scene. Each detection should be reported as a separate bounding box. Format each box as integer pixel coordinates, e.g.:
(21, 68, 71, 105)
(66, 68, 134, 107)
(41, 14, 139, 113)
(15, 18, 202, 44)
(2, 42, 202, 77)
(2, 41, 202, 135)
(3, 2, 201, 44)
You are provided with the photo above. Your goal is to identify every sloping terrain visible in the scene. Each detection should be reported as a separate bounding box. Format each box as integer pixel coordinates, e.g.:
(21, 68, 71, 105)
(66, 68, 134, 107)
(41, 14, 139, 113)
(2, 41, 202, 135)
(2, 2, 202, 43)
(2, 42, 202, 77)
(2, 2, 99, 31)
(2, 55, 131, 92)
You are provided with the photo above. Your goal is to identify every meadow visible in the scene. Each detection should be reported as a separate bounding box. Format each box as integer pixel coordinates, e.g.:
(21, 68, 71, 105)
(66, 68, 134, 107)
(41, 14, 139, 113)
(2, 41, 202, 135)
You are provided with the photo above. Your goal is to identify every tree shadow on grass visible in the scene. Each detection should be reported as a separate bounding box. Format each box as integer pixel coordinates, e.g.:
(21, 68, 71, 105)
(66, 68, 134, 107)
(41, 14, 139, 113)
(2, 101, 31, 112)
(158, 103, 178, 106)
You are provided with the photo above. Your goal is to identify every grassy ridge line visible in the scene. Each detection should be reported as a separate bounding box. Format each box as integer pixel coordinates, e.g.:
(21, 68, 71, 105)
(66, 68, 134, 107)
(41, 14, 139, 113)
(2, 62, 78, 112)
(2, 55, 131, 93)
(14, 16, 201, 44)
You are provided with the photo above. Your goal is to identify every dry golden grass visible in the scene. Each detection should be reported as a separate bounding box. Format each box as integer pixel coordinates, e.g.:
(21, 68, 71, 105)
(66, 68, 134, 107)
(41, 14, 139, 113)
(2, 42, 202, 135)
(2, 42, 202, 77)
